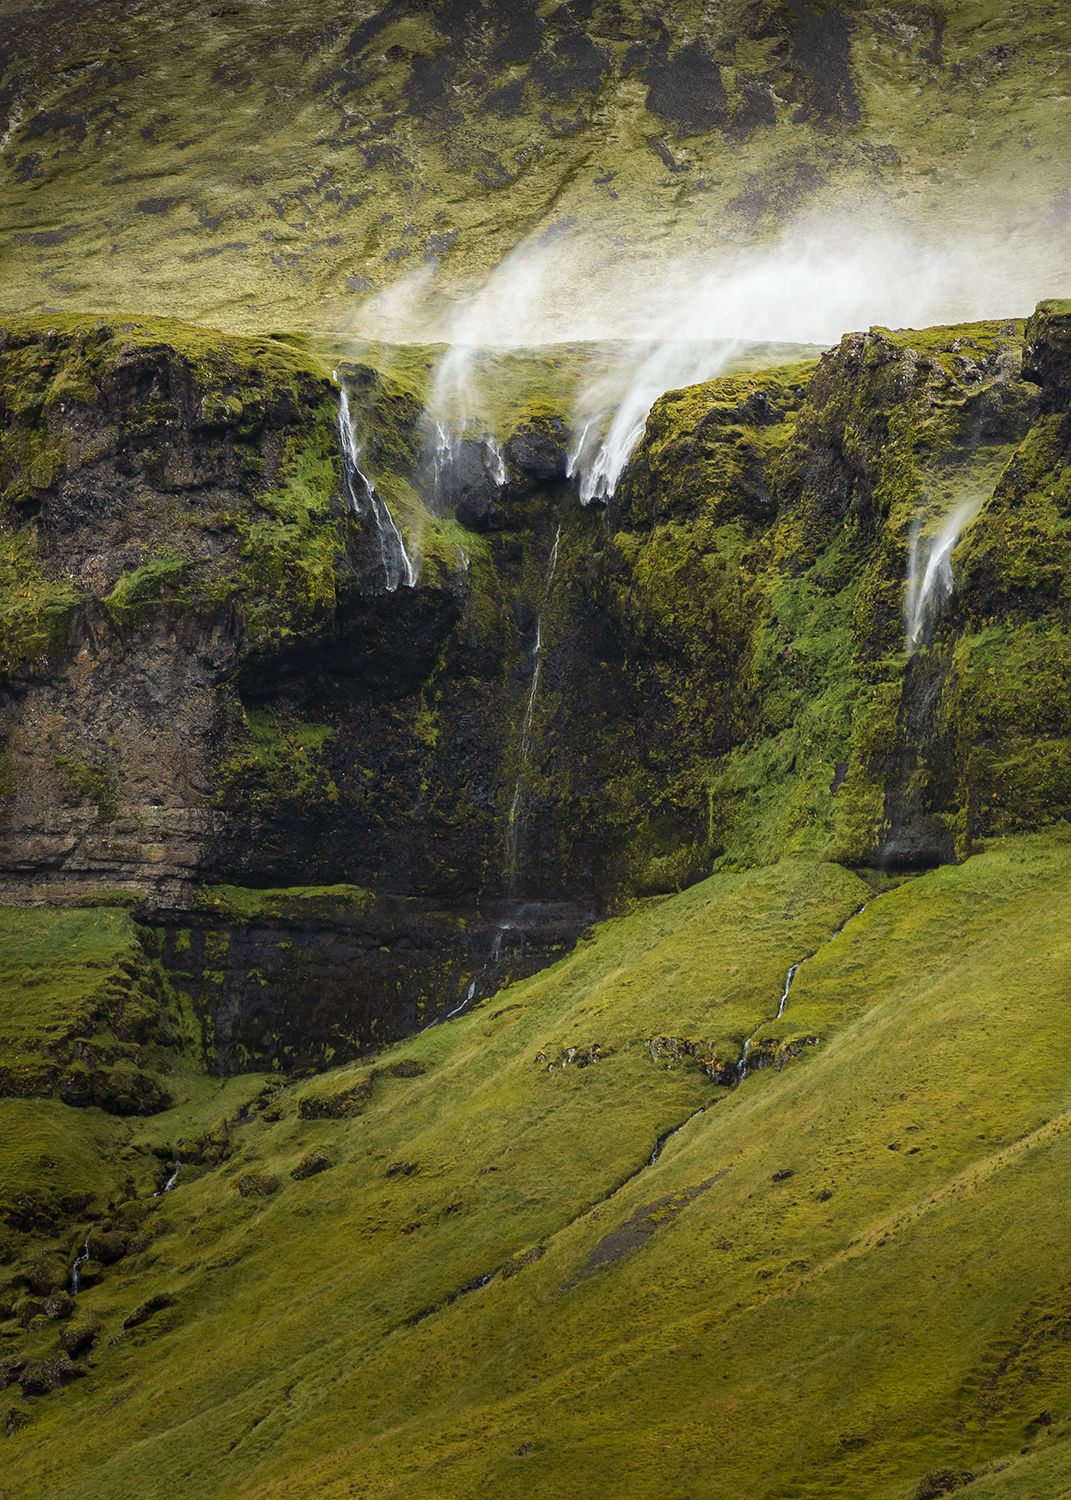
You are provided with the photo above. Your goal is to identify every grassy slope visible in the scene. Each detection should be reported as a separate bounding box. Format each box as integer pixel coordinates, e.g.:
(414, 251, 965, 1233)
(0, 1, 1068, 331)
(0, 905, 266, 1270)
(5, 834, 1071, 1497)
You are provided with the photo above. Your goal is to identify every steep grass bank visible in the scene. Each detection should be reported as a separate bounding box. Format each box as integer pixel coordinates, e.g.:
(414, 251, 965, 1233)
(3, 834, 1071, 1497)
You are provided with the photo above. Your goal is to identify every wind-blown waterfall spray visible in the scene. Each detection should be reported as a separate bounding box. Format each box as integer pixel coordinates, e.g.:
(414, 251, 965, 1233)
(428, 344, 508, 495)
(346, 215, 1060, 512)
(904, 499, 981, 651)
(336, 377, 417, 590)
(569, 338, 744, 503)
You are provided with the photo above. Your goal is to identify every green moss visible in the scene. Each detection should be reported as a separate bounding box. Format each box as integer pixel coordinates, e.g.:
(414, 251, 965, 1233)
(195, 883, 376, 922)
(214, 708, 338, 814)
(5, 839, 1071, 1496)
(104, 557, 191, 622)
(53, 753, 118, 823)
(0, 525, 82, 676)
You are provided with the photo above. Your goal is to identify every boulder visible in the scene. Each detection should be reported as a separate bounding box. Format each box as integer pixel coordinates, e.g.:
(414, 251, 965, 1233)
(291, 1151, 333, 1181)
(86, 1230, 127, 1266)
(17, 1357, 84, 1397)
(237, 1173, 280, 1198)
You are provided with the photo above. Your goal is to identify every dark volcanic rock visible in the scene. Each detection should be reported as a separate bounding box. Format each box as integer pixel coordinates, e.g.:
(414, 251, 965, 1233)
(1023, 300, 1071, 411)
(18, 1356, 84, 1396)
(86, 1230, 127, 1266)
(59, 1314, 100, 1357)
(291, 1150, 333, 1181)
(237, 1173, 280, 1198)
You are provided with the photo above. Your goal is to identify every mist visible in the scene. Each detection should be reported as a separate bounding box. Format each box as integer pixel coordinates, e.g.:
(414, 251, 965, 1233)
(343, 210, 1063, 502)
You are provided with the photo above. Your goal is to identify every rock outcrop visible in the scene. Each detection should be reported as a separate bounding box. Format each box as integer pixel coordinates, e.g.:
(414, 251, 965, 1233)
(2, 306, 1070, 1068)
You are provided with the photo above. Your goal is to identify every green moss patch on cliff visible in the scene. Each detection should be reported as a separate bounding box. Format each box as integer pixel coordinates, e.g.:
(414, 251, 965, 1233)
(0, 903, 269, 1307)
(0, 905, 185, 1115)
(601, 316, 1040, 875)
(0, 525, 81, 678)
(214, 710, 339, 816)
(0, 315, 357, 657)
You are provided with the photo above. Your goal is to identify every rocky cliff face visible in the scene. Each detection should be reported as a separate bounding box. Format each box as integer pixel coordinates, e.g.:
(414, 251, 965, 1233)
(2, 303, 1069, 1068)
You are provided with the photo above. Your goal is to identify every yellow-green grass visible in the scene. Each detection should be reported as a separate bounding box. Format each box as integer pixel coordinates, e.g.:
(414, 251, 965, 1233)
(2, 2, 1069, 332)
(0, 904, 267, 1267)
(5, 834, 1071, 1496)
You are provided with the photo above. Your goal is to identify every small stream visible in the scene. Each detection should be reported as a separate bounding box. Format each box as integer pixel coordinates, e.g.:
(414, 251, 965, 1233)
(735, 898, 872, 1086)
(69, 1236, 90, 1295)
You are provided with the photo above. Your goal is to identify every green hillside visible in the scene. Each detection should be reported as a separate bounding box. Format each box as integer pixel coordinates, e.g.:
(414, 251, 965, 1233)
(2, 3, 1071, 1495)
(4, 835, 1071, 1497)
(1, 0, 1069, 330)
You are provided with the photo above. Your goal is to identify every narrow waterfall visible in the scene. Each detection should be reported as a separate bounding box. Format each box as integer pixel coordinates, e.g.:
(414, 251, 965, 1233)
(69, 1236, 90, 1294)
(439, 524, 562, 1026)
(904, 499, 981, 651)
(734, 900, 872, 1085)
(567, 336, 741, 504)
(502, 524, 562, 897)
(430, 419, 507, 508)
(155, 1163, 179, 1196)
(737, 963, 799, 1084)
(336, 377, 417, 591)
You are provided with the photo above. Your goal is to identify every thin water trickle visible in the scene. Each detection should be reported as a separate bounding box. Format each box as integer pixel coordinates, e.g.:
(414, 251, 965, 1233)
(737, 962, 800, 1084)
(445, 980, 478, 1021)
(502, 525, 562, 897)
(69, 1237, 90, 1294)
(648, 1108, 706, 1166)
(335, 376, 417, 591)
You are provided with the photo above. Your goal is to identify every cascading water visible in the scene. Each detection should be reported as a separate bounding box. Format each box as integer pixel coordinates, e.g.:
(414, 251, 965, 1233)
(734, 900, 872, 1085)
(425, 340, 509, 508)
(438, 525, 562, 1025)
(568, 339, 740, 504)
(155, 1163, 179, 1196)
(335, 375, 417, 591)
(904, 499, 981, 651)
(737, 963, 799, 1084)
(69, 1236, 90, 1294)
(502, 524, 562, 897)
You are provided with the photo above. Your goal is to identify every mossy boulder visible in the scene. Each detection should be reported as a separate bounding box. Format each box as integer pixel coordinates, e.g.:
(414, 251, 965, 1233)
(291, 1150, 333, 1181)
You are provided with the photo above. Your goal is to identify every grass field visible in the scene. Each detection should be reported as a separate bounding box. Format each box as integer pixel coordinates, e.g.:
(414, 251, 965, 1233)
(3, 833, 1071, 1497)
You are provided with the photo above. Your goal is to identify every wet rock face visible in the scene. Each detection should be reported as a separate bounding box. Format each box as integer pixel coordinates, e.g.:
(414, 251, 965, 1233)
(1023, 300, 1071, 412)
(439, 439, 509, 530)
(2, 311, 1069, 1070)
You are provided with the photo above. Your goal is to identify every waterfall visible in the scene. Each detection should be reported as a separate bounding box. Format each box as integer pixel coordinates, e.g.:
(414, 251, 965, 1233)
(445, 980, 477, 1021)
(502, 524, 562, 897)
(430, 419, 507, 509)
(155, 1163, 179, 1196)
(441, 525, 562, 1024)
(734, 900, 873, 1084)
(904, 499, 980, 651)
(567, 334, 743, 504)
(737, 963, 799, 1084)
(69, 1236, 90, 1294)
(335, 376, 417, 591)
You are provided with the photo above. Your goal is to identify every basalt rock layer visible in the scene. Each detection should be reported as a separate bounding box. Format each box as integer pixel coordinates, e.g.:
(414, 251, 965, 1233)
(2, 304, 1070, 1070)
